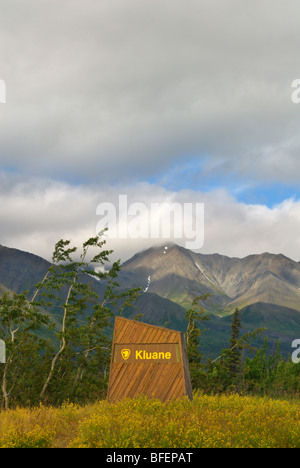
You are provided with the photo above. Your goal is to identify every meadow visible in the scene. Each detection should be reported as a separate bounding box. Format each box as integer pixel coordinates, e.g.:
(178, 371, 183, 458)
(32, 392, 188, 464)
(0, 392, 299, 448)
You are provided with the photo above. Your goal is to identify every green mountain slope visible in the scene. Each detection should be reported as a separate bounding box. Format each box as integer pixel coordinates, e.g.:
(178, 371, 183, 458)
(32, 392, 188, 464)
(120, 244, 300, 315)
(0, 244, 50, 295)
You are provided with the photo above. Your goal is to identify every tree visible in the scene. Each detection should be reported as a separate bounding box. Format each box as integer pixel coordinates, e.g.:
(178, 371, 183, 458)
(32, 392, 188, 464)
(185, 294, 210, 388)
(0, 292, 49, 409)
(0, 230, 141, 407)
(209, 309, 266, 393)
(227, 308, 242, 387)
(36, 232, 141, 402)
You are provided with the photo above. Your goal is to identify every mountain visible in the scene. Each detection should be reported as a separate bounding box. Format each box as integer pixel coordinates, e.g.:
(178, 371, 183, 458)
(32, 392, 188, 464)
(0, 282, 9, 295)
(1, 242, 300, 358)
(123, 291, 187, 331)
(119, 243, 230, 311)
(117, 243, 300, 357)
(0, 244, 50, 296)
(119, 243, 300, 314)
(223, 302, 300, 358)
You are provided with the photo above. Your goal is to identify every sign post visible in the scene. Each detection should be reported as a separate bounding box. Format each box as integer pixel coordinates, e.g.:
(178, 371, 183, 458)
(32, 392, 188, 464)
(107, 317, 193, 402)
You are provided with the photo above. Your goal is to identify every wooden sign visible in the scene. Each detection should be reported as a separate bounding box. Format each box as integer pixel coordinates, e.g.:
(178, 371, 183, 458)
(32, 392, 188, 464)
(107, 317, 193, 402)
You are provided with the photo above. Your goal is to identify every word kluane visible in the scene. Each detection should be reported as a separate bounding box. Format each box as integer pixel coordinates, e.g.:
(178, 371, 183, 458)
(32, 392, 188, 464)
(121, 348, 172, 361)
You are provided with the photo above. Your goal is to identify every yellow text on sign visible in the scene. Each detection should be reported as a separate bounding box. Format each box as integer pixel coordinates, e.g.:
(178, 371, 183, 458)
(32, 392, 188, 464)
(135, 350, 171, 360)
(114, 343, 181, 364)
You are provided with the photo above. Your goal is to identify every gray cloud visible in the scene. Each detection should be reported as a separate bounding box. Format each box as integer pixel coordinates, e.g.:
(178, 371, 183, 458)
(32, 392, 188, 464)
(1, 0, 300, 184)
(2, 0, 300, 263)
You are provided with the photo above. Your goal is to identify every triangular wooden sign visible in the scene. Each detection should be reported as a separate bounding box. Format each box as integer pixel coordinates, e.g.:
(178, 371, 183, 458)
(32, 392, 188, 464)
(107, 317, 193, 402)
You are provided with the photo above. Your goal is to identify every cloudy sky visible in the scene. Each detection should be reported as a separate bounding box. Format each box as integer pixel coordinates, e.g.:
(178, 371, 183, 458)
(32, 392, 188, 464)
(1, 0, 300, 263)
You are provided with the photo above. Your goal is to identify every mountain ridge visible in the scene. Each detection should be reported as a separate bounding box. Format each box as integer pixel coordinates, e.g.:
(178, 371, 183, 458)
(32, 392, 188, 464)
(1, 242, 300, 357)
(119, 243, 300, 314)
(2, 242, 300, 316)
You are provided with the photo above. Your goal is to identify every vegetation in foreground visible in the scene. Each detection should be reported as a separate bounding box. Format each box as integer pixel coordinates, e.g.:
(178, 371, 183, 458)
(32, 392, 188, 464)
(0, 233, 300, 449)
(0, 392, 299, 448)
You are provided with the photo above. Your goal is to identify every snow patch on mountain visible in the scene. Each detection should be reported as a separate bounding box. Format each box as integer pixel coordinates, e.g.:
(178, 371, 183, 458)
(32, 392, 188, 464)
(143, 275, 151, 293)
(195, 262, 217, 287)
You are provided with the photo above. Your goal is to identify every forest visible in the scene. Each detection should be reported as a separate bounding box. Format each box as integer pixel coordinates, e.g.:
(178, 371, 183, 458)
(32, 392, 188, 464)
(0, 233, 299, 410)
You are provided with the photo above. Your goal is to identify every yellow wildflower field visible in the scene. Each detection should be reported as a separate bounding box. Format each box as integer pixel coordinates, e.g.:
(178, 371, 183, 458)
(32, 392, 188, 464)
(0, 392, 299, 448)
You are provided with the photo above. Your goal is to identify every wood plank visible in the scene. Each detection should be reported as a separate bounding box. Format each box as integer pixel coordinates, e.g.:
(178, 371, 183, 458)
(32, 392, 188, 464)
(107, 317, 193, 402)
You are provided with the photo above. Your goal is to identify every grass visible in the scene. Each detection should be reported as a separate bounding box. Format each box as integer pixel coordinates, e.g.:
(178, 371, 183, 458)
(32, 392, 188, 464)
(0, 392, 299, 448)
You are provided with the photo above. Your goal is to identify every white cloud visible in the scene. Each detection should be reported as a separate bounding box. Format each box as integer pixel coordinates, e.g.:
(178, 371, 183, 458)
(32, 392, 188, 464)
(1, 174, 300, 263)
